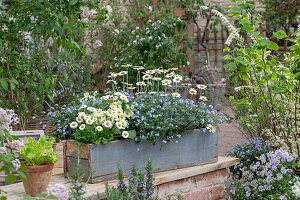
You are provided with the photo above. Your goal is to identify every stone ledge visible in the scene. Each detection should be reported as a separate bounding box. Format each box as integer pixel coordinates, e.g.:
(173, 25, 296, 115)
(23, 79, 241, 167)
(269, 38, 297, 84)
(1, 157, 238, 200)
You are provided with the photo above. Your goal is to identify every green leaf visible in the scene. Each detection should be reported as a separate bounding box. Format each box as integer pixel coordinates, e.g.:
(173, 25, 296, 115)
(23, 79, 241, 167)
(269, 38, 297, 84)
(62, 71, 68, 84)
(6, 174, 16, 183)
(34, 193, 47, 198)
(46, 196, 58, 199)
(70, 0, 78, 5)
(128, 130, 136, 139)
(273, 30, 287, 39)
(17, 171, 27, 183)
(0, 78, 8, 90)
(24, 194, 34, 200)
(267, 41, 279, 51)
(1, 196, 7, 200)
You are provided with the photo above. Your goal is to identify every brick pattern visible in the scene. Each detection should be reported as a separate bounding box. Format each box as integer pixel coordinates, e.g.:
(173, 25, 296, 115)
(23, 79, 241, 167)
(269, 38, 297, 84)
(156, 168, 229, 200)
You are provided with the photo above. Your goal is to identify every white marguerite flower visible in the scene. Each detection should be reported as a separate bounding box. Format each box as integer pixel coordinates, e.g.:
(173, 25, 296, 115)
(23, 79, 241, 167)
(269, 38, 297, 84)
(173, 76, 182, 83)
(124, 111, 131, 118)
(96, 126, 103, 132)
(86, 119, 93, 125)
(122, 131, 129, 138)
(162, 79, 172, 85)
(79, 124, 85, 130)
(197, 84, 207, 90)
(206, 125, 215, 133)
(199, 96, 207, 101)
(166, 73, 174, 78)
(84, 115, 91, 120)
(103, 120, 112, 128)
(172, 92, 181, 98)
(120, 95, 128, 102)
(136, 82, 146, 86)
(110, 105, 117, 110)
(143, 74, 152, 80)
(76, 116, 83, 123)
(87, 107, 95, 112)
(119, 71, 127, 76)
(115, 92, 122, 96)
(84, 92, 89, 98)
(116, 121, 123, 129)
(116, 108, 123, 115)
(70, 122, 78, 129)
(80, 105, 87, 109)
(189, 88, 197, 95)
(160, 69, 168, 73)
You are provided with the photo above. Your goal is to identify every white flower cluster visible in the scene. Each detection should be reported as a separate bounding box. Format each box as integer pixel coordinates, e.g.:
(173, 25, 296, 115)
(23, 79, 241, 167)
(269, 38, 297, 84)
(70, 92, 133, 138)
(0, 108, 19, 133)
(292, 179, 300, 198)
(199, 6, 239, 45)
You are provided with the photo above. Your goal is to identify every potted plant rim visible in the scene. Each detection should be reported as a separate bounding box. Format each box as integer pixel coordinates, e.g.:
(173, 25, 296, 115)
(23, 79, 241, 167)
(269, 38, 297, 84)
(19, 136, 58, 196)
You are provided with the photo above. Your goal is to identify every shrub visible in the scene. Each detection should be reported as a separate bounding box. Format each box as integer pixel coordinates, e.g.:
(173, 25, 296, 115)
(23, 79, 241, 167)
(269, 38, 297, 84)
(227, 148, 299, 199)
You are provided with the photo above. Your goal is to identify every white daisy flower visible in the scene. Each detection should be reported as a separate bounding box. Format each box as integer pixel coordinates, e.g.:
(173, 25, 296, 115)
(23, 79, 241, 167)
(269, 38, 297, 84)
(128, 86, 136, 90)
(103, 120, 113, 128)
(110, 105, 117, 110)
(134, 66, 144, 70)
(119, 71, 127, 76)
(114, 92, 122, 96)
(199, 96, 207, 101)
(86, 119, 93, 125)
(160, 69, 168, 73)
(146, 70, 155, 74)
(143, 74, 152, 80)
(162, 79, 172, 85)
(84, 115, 91, 120)
(120, 120, 127, 128)
(102, 95, 110, 100)
(136, 82, 146, 86)
(173, 76, 182, 83)
(78, 112, 85, 117)
(70, 122, 78, 129)
(79, 124, 85, 130)
(120, 115, 126, 120)
(189, 88, 197, 95)
(122, 131, 129, 138)
(96, 126, 103, 132)
(154, 77, 161, 81)
(166, 72, 174, 78)
(172, 92, 181, 98)
(121, 64, 131, 68)
(170, 67, 178, 70)
(87, 107, 95, 112)
(120, 95, 129, 102)
(197, 84, 207, 90)
(80, 105, 87, 109)
(206, 125, 215, 133)
(116, 121, 123, 129)
(116, 109, 123, 115)
(84, 92, 89, 98)
(76, 116, 83, 123)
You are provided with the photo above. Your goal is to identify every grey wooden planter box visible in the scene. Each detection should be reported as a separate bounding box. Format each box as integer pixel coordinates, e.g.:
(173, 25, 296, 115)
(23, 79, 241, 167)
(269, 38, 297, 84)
(63, 129, 218, 183)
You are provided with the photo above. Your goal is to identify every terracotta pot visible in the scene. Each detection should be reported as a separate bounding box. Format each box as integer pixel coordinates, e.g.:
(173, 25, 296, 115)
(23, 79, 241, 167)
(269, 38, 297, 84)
(22, 163, 54, 196)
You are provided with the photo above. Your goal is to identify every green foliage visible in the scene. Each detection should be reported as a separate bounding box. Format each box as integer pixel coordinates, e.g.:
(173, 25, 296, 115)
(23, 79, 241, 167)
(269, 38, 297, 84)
(19, 136, 58, 166)
(91, 0, 192, 89)
(0, 0, 106, 121)
(0, 129, 27, 199)
(224, 1, 300, 161)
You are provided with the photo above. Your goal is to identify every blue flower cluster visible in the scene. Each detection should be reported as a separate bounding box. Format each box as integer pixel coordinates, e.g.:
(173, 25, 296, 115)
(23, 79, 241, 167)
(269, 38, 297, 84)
(128, 93, 223, 144)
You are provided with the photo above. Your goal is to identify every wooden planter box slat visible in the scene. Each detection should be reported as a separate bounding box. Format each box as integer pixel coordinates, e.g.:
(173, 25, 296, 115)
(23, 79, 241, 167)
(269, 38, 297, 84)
(64, 129, 218, 183)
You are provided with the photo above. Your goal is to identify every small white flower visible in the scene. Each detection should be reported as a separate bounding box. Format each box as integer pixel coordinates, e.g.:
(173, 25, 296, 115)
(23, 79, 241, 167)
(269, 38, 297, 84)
(76, 116, 83, 123)
(96, 126, 103, 132)
(122, 131, 129, 138)
(162, 79, 172, 85)
(206, 125, 215, 133)
(172, 92, 181, 98)
(166, 73, 174, 78)
(143, 74, 152, 80)
(80, 105, 87, 109)
(79, 124, 85, 130)
(120, 95, 128, 102)
(103, 121, 112, 128)
(173, 76, 182, 83)
(199, 96, 207, 101)
(70, 122, 78, 129)
(197, 84, 207, 90)
(116, 121, 123, 129)
(86, 119, 93, 125)
(136, 82, 146, 86)
(189, 88, 197, 95)
(78, 112, 85, 117)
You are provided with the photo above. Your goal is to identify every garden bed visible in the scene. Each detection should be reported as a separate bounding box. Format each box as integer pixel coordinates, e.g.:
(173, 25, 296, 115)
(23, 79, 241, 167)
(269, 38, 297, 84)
(64, 129, 218, 183)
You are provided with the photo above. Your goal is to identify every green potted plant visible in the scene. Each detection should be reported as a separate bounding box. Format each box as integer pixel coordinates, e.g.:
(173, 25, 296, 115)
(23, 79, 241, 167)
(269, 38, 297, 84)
(19, 136, 58, 196)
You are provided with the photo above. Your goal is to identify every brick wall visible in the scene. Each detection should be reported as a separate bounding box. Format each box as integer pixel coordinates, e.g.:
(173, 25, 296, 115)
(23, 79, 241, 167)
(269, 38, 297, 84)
(156, 168, 230, 200)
